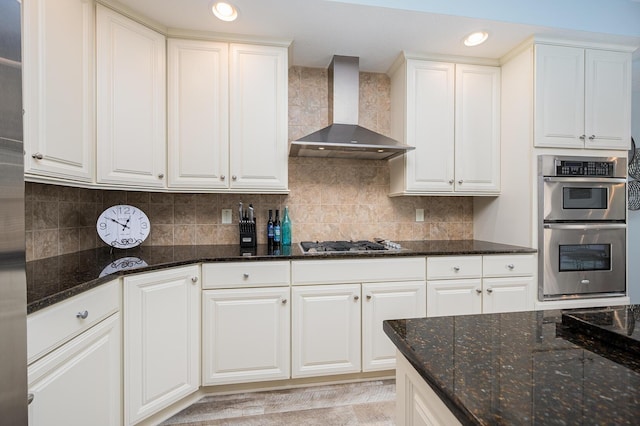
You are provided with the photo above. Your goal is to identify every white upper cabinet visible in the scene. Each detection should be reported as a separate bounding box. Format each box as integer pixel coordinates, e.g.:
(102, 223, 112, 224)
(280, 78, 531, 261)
(167, 41, 288, 192)
(229, 44, 288, 192)
(454, 64, 501, 193)
(167, 39, 229, 189)
(96, 5, 167, 188)
(534, 44, 631, 150)
(390, 57, 500, 195)
(23, 0, 94, 182)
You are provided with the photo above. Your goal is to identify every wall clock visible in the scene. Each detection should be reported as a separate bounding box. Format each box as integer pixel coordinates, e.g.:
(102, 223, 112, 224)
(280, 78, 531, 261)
(97, 204, 150, 249)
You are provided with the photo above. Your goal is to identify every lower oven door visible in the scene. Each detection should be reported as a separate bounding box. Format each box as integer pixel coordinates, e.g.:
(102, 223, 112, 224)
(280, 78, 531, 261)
(541, 223, 626, 300)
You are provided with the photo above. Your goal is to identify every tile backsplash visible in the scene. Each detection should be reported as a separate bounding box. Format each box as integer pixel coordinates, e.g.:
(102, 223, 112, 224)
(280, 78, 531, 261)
(25, 66, 472, 261)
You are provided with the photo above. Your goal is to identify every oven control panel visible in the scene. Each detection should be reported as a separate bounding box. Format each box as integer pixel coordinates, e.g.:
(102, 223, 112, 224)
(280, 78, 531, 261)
(554, 159, 614, 177)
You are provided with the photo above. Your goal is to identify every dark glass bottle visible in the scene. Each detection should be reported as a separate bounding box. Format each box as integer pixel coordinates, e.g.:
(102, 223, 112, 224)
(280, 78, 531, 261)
(267, 209, 274, 247)
(273, 209, 281, 247)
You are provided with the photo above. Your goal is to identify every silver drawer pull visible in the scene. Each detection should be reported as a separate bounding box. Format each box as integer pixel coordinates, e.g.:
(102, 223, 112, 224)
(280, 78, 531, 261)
(31, 152, 43, 160)
(486, 288, 493, 294)
(475, 289, 482, 295)
(453, 266, 460, 272)
(76, 310, 89, 319)
(281, 298, 287, 304)
(353, 295, 359, 301)
(191, 276, 198, 283)
(507, 264, 515, 270)
(243, 273, 249, 279)
(366, 294, 372, 300)
(28, 393, 34, 405)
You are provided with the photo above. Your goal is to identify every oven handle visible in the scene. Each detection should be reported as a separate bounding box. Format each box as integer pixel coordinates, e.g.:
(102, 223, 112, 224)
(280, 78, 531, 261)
(543, 223, 627, 230)
(543, 176, 627, 183)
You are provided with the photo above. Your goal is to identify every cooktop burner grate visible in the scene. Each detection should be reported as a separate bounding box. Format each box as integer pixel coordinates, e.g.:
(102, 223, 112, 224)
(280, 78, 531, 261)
(300, 240, 388, 253)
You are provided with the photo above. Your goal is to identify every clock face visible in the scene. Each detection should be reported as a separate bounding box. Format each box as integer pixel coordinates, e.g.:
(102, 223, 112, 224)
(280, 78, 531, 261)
(97, 205, 150, 249)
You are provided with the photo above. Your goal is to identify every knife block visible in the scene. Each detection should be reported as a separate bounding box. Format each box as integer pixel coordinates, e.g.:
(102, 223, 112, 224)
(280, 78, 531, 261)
(239, 221, 257, 248)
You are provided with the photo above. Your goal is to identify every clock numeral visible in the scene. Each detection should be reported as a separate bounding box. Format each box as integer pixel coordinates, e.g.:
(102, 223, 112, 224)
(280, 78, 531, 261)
(99, 222, 107, 230)
(140, 222, 148, 229)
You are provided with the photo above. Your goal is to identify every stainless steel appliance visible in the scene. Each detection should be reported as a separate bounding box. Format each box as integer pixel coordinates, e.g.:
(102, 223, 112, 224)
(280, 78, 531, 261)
(0, 0, 28, 423)
(538, 155, 627, 300)
(300, 240, 400, 254)
(289, 56, 414, 160)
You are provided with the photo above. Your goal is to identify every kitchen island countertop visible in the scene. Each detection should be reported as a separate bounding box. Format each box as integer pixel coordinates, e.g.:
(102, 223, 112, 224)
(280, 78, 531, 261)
(384, 307, 640, 425)
(26, 239, 534, 314)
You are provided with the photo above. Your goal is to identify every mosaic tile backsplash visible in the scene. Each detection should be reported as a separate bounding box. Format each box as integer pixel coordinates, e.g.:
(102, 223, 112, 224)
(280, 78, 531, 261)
(25, 66, 472, 261)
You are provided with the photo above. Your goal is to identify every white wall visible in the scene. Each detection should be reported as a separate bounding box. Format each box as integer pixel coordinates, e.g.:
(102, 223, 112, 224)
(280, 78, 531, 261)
(629, 57, 640, 303)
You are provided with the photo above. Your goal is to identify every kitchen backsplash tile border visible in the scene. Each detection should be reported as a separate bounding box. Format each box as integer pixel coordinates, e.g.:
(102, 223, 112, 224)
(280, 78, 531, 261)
(25, 66, 472, 261)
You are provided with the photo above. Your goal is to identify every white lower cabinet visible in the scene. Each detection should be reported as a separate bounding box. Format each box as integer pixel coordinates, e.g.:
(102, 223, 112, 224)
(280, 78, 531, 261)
(202, 287, 290, 385)
(395, 352, 461, 426)
(362, 281, 426, 371)
(28, 313, 121, 426)
(124, 265, 201, 425)
(427, 254, 535, 317)
(292, 284, 362, 378)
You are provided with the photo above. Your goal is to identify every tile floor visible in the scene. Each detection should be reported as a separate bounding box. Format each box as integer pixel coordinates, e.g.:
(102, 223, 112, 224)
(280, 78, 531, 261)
(160, 379, 396, 425)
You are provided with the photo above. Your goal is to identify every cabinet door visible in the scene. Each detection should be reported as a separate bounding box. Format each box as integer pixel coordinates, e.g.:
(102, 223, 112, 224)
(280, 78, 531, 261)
(454, 64, 500, 193)
(202, 287, 290, 385)
(124, 266, 200, 425)
(482, 277, 534, 314)
(28, 313, 121, 426)
(362, 281, 426, 372)
(405, 60, 455, 192)
(229, 44, 288, 191)
(534, 44, 585, 148)
(23, 0, 94, 182)
(96, 5, 166, 188)
(426, 279, 482, 317)
(167, 39, 229, 189)
(584, 49, 631, 150)
(292, 284, 361, 377)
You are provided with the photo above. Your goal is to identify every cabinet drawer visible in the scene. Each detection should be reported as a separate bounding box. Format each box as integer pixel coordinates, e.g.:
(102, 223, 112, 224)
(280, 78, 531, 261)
(427, 256, 482, 280)
(202, 261, 290, 288)
(292, 257, 426, 285)
(27, 280, 120, 364)
(482, 254, 535, 277)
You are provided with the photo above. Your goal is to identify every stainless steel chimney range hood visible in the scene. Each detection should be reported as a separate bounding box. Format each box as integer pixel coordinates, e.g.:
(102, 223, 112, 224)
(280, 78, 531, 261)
(289, 55, 414, 160)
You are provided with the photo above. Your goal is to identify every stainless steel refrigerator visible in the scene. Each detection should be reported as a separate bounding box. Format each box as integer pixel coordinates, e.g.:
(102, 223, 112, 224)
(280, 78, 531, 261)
(0, 0, 29, 423)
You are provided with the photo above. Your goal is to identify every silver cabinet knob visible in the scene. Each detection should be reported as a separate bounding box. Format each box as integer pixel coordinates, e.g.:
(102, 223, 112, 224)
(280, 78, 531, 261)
(588, 135, 596, 140)
(32, 152, 43, 160)
(507, 264, 515, 270)
(579, 134, 586, 140)
(458, 180, 463, 184)
(220, 175, 226, 180)
(191, 276, 198, 283)
(448, 179, 454, 184)
(243, 273, 249, 279)
(453, 266, 460, 272)
(486, 288, 493, 294)
(281, 298, 287, 304)
(366, 294, 372, 300)
(158, 173, 164, 179)
(28, 393, 34, 405)
(353, 295, 359, 301)
(76, 310, 89, 319)
(232, 175, 237, 181)
(476, 289, 482, 295)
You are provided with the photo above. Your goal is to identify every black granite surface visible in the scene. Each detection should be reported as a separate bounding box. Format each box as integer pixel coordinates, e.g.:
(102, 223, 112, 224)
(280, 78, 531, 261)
(384, 308, 640, 425)
(26, 239, 535, 314)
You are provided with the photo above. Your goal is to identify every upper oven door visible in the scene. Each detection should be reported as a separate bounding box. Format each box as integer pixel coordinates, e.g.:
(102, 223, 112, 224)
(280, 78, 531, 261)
(542, 177, 626, 222)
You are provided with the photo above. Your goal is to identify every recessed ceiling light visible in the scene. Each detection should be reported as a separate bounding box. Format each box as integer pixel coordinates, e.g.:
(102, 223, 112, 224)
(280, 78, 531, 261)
(212, 1, 238, 22)
(464, 31, 489, 47)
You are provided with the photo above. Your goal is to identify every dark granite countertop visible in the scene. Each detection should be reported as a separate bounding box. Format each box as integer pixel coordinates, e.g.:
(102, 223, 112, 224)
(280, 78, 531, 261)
(26, 239, 535, 314)
(384, 307, 640, 425)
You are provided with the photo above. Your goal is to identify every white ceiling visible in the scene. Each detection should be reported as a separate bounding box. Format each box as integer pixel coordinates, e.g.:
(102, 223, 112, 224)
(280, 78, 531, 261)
(113, 0, 640, 79)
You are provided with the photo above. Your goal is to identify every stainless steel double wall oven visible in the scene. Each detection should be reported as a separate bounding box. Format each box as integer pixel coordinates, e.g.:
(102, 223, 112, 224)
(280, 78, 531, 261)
(538, 155, 627, 300)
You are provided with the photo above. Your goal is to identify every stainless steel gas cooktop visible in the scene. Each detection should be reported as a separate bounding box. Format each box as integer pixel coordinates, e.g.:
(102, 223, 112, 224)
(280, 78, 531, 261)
(299, 240, 400, 254)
